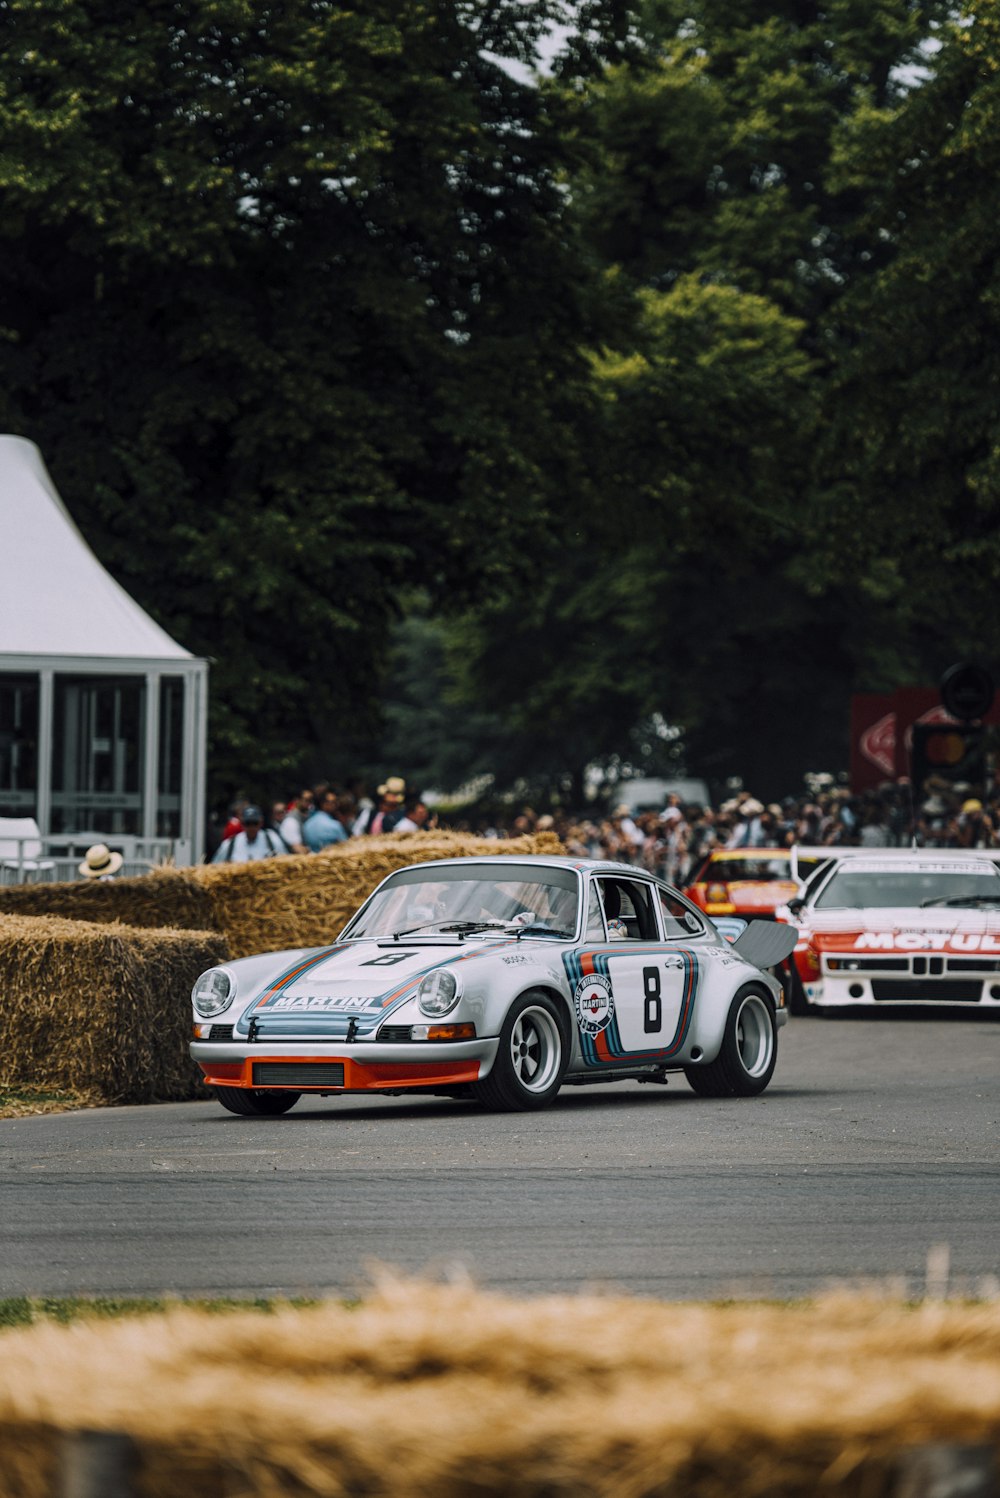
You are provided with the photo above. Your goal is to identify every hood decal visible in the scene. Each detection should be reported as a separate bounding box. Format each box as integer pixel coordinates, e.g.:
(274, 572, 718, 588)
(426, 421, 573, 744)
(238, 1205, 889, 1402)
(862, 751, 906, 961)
(242, 938, 524, 1030)
(252, 947, 346, 1007)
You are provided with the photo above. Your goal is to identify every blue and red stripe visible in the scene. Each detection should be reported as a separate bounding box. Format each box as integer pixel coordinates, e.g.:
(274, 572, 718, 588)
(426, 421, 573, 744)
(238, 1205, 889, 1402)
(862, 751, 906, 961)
(563, 946, 701, 1067)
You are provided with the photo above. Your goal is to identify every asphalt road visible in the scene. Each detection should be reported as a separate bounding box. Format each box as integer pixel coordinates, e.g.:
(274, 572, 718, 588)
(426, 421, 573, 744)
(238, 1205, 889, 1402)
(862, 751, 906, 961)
(2, 1015, 998, 1300)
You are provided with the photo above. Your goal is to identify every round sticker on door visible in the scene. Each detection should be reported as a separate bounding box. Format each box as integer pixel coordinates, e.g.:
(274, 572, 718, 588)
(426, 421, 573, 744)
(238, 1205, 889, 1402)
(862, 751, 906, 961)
(574, 973, 614, 1036)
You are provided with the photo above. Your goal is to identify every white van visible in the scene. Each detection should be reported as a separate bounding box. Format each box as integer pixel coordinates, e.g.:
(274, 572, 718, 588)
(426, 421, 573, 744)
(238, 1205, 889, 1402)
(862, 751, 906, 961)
(614, 778, 712, 814)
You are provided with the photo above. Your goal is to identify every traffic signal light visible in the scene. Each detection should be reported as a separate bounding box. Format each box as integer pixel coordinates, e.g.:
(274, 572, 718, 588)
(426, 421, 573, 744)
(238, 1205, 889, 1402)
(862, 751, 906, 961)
(910, 722, 986, 800)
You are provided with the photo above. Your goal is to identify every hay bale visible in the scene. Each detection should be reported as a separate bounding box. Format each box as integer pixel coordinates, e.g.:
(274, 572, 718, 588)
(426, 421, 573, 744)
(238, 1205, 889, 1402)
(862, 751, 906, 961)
(0, 867, 214, 933)
(0, 914, 228, 1104)
(0, 1280, 997, 1497)
(192, 831, 566, 959)
(0, 833, 565, 961)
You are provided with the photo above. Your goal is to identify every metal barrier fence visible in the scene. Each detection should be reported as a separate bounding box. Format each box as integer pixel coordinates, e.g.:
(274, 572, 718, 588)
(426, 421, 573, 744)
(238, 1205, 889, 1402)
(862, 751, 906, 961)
(0, 833, 179, 884)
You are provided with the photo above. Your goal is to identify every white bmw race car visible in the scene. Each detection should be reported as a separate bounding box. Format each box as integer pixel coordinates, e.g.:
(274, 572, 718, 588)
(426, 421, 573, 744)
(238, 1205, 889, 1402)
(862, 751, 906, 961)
(780, 850, 1000, 1011)
(190, 856, 796, 1115)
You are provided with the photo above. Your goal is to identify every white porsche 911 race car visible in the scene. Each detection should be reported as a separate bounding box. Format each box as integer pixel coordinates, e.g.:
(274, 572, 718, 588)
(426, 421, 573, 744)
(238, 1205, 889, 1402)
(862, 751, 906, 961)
(780, 850, 1000, 1011)
(190, 856, 796, 1115)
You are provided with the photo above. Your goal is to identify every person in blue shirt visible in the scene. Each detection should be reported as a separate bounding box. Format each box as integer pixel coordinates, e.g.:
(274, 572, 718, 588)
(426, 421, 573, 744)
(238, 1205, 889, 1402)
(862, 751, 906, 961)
(303, 790, 348, 851)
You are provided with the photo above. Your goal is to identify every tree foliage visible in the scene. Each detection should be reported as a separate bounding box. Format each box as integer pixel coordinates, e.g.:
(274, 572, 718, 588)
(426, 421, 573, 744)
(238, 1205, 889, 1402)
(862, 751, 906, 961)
(430, 0, 978, 799)
(3, 0, 997, 805)
(812, 8, 1000, 678)
(0, 0, 609, 795)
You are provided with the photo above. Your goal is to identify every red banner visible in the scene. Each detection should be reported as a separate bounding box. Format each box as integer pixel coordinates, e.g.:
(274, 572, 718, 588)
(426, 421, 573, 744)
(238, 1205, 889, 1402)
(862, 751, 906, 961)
(851, 687, 1000, 790)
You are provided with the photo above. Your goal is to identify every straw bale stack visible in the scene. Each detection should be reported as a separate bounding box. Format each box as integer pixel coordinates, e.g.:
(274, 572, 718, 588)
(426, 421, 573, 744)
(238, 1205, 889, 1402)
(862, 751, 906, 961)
(192, 830, 566, 958)
(0, 866, 213, 933)
(0, 914, 228, 1104)
(0, 832, 564, 960)
(0, 1278, 998, 1497)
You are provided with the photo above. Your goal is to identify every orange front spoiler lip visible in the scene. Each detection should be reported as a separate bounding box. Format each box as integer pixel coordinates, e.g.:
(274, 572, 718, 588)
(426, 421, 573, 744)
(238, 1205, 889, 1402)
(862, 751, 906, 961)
(198, 1055, 481, 1091)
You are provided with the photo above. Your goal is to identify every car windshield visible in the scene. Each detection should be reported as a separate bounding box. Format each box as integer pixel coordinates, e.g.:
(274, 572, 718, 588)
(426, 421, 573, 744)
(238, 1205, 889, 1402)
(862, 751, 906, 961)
(343, 863, 580, 939)
(814, 864, 1000, 910)
(704, 857, 795, 882)
(697, 854, 825, 883)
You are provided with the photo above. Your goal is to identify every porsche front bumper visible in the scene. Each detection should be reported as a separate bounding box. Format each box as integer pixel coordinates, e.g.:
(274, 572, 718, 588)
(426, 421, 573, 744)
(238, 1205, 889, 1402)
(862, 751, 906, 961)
(190, 1038, 499, 1092)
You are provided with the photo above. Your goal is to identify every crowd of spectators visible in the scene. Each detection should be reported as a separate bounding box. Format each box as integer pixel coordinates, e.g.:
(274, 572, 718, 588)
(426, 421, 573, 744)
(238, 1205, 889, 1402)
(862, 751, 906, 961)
(208, 777, 436, 862)
(556, 779, 1000, 887)
(208, 773, 1000, 883)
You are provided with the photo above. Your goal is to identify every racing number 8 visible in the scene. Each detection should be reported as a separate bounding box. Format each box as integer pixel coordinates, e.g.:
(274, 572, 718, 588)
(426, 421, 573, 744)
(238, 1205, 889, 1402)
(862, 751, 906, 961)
(643, 966, 662, 1034)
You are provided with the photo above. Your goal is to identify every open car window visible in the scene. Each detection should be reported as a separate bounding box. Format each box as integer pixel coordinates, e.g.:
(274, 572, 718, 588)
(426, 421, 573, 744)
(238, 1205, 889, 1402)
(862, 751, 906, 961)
(596, 878, 658, 940)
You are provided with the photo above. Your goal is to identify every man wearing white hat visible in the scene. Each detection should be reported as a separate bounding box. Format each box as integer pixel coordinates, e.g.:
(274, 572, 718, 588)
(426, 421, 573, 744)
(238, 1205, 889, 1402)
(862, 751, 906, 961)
(354, 778, 407, 835)
(726, 798, 766, 848)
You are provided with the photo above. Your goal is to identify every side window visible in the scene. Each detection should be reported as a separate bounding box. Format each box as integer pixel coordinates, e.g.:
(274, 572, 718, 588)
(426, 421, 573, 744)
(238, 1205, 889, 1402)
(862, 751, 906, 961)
(599, 879, 658, 940)
(585, 884, 606, 940)
(657, 887, 705, 938)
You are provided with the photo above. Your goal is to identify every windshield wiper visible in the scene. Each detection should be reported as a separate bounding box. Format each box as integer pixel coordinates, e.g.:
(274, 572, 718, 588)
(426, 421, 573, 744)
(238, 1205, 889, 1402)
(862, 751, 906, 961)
(919, 895, 1000, 908)
(391, 919, 507, 941)
(510, 923, 573, 940)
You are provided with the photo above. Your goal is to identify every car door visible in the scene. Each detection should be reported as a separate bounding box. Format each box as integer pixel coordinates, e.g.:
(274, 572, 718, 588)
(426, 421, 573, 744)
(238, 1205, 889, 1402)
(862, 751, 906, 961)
(565, 876, 703, 1067)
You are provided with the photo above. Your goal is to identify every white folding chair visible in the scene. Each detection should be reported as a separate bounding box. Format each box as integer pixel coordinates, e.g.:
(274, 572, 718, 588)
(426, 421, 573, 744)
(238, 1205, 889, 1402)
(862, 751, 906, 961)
(0, 817, 57, 883)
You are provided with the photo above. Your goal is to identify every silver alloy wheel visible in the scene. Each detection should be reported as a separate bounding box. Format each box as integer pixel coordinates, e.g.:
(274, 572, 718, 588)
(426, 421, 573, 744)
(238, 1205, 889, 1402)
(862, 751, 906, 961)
(508, 1004, 563, 1093)
(735, 993, 774, 1077)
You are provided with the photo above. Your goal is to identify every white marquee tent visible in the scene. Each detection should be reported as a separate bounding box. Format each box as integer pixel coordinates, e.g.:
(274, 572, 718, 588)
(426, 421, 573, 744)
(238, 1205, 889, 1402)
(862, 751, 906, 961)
(0, 434, 207, 872)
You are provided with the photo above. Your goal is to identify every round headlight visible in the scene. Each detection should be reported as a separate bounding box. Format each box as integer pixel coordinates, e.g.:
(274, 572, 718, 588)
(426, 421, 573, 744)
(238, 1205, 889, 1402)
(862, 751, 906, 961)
(192, 967, 236, 1017)
(417, 969, 460, 1017)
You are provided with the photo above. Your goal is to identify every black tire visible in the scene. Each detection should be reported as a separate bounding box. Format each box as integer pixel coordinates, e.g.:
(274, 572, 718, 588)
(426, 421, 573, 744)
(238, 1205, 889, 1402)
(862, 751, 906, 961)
(783, 961, 811, 1017)
(473, 992, 569, 1112)
(214, 1086, 301, 1116)
(684, 987, 778, 1098)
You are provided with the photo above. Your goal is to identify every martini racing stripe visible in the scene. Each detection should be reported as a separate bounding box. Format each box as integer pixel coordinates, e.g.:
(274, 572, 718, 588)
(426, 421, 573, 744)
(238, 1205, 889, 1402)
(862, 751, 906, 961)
(250, 947, 346, 1009)
(563, 947, 700, 1067)
(246, 939, 527, 1030)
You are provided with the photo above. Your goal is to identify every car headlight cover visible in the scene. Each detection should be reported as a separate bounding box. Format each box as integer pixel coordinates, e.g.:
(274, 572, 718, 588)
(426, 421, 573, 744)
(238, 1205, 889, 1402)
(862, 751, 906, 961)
(192, 967, 237, 1017)
(417, 968, 460, 1017)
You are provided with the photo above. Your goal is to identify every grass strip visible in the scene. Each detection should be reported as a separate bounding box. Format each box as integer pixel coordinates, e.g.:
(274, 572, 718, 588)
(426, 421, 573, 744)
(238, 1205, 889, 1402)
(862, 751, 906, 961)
(0, 1084, 101, 1119)
(0, 1295, 321, 1331)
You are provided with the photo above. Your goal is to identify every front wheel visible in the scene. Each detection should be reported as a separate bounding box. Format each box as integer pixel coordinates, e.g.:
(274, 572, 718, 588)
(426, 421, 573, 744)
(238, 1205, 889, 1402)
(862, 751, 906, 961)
(214, 1086, 300, 1116)
(684, 987, 777, 1098)
(473, 992, 568, 1112)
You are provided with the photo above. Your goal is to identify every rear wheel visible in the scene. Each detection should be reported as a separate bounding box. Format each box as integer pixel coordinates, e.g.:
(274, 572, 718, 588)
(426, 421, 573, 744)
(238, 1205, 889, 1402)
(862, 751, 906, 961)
(214, 1087, 300, 1116)
(684, 987, 777, 1098)
(473, 992, 568, 1112)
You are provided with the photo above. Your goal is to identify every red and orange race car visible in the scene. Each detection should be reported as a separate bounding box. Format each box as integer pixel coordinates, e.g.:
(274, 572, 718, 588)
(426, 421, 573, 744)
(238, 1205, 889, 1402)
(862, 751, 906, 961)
(684, 848, 828, 921)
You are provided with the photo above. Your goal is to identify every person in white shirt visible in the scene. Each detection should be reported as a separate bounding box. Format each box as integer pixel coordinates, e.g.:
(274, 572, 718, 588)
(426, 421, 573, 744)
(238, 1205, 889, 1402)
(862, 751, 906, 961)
(212, 806, 289, 863)
(394, 799, 432, 833)
(278, 788, 314, 854)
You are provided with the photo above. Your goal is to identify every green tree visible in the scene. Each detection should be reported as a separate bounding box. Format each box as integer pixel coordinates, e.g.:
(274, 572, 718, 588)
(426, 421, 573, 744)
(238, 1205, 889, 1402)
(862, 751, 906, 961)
(433, 0, 956, 798)
(812, 8, 1000, 688)
(445, 271, 823, 798)
(0, 0, 609, 799)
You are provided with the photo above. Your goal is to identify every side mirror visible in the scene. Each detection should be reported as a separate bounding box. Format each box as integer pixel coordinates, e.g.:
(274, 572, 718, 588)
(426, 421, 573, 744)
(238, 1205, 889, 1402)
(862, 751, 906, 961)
(787, 897, 805, 916)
